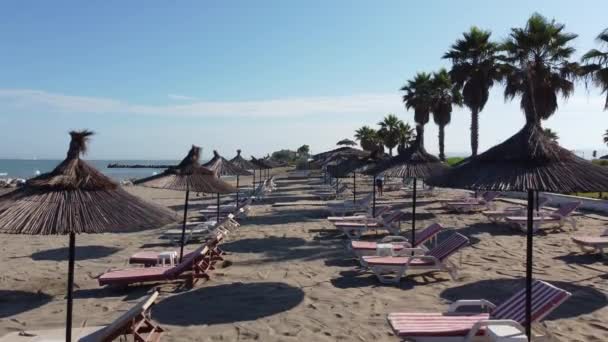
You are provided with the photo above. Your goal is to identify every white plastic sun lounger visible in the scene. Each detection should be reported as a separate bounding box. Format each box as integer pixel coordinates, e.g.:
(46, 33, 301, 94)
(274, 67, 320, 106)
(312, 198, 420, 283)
(443, 192, 500, 213)
(571, 228, 608, 258)
(505, 201, 581, 232)
(327, 205, 391, 223)
(387, 280, 571, 341)
(0, 292, 164, 342)
(361, 233, 469, 284)
(326, 194, 374, 216)
(349, 223, 445, 258)
(333, 211, 405, 239)
(482, 196, 549, 222)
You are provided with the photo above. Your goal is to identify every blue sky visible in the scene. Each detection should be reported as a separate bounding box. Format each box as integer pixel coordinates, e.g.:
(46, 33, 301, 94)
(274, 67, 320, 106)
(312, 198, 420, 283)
(1, 0, 607, 160)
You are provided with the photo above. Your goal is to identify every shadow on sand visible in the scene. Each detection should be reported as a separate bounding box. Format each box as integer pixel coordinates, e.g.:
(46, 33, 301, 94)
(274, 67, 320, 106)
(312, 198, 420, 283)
(440, 278, 608, 320)
(330, 270, 448, 290)
(0, 290, 53, 318)
(154, 282, 304, 325)
(30, 245, 121, 261)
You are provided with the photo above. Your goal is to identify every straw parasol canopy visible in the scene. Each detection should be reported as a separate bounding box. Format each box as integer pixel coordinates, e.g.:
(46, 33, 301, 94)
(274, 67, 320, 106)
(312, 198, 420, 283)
(204, 150, 252, 204)
(0, 131, 176, 234)
(364, 126, 446, 234)
(366, 126, 447, 179)
(327, 154, 386, 203)
(134, 145, 235, 193)
(0, 130, 176, 341)
(337, 138, 357, 146)
(428, 119, 608, 340)
(203, 150, 252, 177)
(230, 149, 257, 170)
(428, 122, 608, 192)
(134, 145, 235, 263)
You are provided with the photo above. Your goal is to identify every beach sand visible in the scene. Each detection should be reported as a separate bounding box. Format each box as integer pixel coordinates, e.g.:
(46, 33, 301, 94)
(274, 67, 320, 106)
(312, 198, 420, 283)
(1, 170, 607, 341)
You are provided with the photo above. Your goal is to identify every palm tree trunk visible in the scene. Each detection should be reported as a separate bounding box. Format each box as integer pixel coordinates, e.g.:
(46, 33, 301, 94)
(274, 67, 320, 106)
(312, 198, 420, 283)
(471, 107, 479, 156)
(438, 124, 445, 161)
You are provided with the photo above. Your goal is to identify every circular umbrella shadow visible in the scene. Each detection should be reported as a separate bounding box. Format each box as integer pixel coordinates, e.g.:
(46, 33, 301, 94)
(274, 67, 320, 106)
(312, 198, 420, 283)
(154, 282, 304, 325)
(440, 278, 607, 320)
(0, 290, 53, 318)
(31, 245, 120, 261)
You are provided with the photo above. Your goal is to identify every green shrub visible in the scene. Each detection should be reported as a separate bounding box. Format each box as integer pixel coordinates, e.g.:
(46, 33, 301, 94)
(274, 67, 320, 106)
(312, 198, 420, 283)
(445, 157, 465, 166)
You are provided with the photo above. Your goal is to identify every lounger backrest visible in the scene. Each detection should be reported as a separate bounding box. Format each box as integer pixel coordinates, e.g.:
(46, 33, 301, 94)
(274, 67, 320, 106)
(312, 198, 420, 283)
(382, 211, 404, 225)
(482, 191, 500, 202)
(427, 233, 468, 261)
(96, 291, 159, 340)
(375, 206, 392, 217)
(553, 201, 581, 218)
(165, 245, 208, 277)
(414, 223, 444, 246)
(491, 280, 571, 324)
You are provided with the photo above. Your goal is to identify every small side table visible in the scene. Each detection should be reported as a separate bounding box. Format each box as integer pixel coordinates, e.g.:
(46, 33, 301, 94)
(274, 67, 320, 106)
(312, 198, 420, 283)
(157, 251, 178, 267)
(486, 325, 527, 341)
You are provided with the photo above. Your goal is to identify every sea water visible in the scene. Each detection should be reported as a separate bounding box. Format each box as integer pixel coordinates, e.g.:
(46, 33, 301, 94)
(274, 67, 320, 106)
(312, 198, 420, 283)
(0, 159, 180, 181)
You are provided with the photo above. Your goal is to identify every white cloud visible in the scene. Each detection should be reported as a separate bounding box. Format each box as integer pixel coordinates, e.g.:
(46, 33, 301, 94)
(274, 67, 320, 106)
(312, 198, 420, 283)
(0, 88, 401, 118)
(167, 94, 196, 101)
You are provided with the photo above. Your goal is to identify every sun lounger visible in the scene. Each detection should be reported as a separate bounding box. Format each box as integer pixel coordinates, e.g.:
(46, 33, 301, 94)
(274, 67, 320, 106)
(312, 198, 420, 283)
(571, 228, 608, 258)
(0, 291, 164, 342)
(387, 280, 571, 341)
(361, 232, 469, 284)
(333, 211, 406, 239)
(349, 223, 445, 258)
(505, 201, 581, 232)
(402, 187, 435, 198)
(131, 227, 229, 266)
(99, 235, 225, 287)
(443, 192, 500, 213)
(482, 196, 549, 222)
(313, 184, 349, 200)
(327, 205, 391, 223)
(326, 194, 373, 216)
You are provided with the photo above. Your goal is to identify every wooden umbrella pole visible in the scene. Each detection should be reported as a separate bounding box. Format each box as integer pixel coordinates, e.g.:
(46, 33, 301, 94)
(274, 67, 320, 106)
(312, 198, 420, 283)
(236, 175, 240, 204)
(372, 175, 377, 217)
(179, 184, 190, 262)
(525, 189, 534, 340)
(411, 177, 417, 246)
(252, 169, 256, 190)
(353, 173, 356, 203)
(66, 232, 76, 342)
(217, 193, 220, 222)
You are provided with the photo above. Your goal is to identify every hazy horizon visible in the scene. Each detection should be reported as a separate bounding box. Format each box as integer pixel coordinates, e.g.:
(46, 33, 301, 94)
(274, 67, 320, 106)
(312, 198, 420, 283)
(2, 1, 608, 160)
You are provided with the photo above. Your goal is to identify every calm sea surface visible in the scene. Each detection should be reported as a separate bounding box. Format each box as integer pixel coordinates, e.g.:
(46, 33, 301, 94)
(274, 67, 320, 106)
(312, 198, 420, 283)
(0, 159, 182, 181)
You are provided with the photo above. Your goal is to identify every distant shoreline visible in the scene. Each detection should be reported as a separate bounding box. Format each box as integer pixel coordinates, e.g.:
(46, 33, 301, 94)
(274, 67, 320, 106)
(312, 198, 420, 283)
(107, 163, 174, 169)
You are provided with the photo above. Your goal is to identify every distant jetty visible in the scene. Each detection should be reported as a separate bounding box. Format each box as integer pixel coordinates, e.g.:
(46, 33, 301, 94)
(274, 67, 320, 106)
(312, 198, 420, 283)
(107, 163, 174, 169)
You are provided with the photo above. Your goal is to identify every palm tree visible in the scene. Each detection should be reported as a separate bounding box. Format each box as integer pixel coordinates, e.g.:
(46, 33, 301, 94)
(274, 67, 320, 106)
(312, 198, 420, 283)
(396, 121, 415, 154)
(581, 28, 608, 110)
(377, 114, 402, 156)
(501, 13, 579, 123)
(443, 26, 502, 156)
(354, 126, 379, 152)
(401, 72, 434, 142)
(431, 69, 463, 161)
(542, 128, 559, 142)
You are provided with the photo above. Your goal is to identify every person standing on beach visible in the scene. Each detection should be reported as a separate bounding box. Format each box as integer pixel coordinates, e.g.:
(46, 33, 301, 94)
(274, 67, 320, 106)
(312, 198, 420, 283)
(376, 172, 384, 196)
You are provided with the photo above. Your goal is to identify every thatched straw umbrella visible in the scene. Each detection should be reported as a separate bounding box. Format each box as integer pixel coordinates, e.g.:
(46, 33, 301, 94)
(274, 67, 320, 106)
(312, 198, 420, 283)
(428, 119, 608, 339)
(366, 126, 447, 242)
(230, 149, 257, 190)
(203, 150, 252, 205)
(328, 155, 384, 203)
(337, 138, 357, 146)
(0, 131, 176, 341)
(251, 156, 272, 184)
(135, 145, 235, 262)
